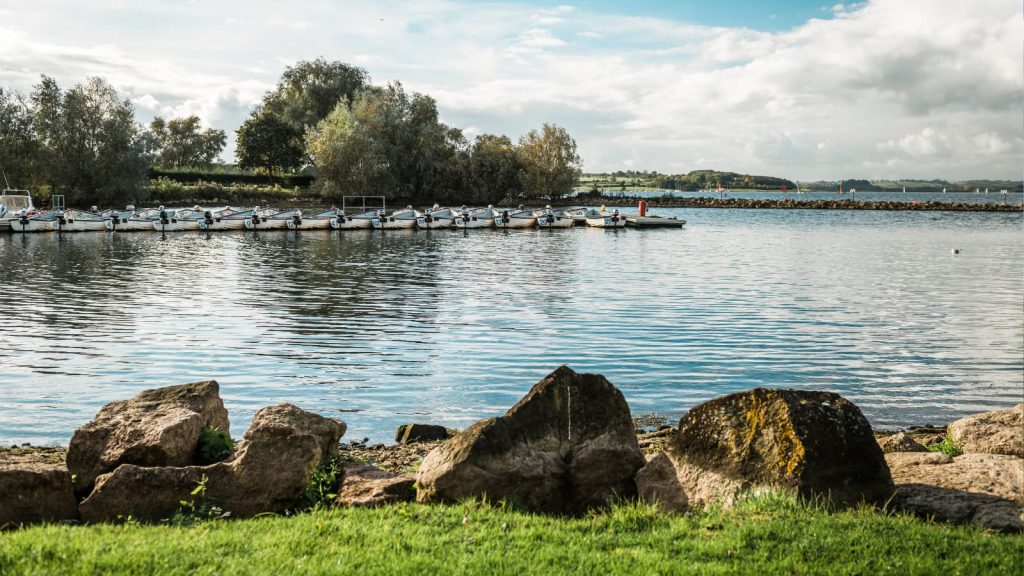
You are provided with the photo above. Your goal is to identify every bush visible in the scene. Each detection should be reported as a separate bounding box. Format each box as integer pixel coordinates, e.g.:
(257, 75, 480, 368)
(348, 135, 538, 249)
(194, 427, 234, 465)
(927, 436, 963, 457)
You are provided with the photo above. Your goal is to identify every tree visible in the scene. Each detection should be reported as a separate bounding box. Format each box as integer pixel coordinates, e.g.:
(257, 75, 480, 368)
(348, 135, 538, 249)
(469, 134, 520, 204)
(30, 75, 151, 206)
(236, 110, 305, 175)
(516, 123, 582, 200)
(149, 115, 226, 168)
(0, 88, 39, 188)
(237, 58, 369, 172)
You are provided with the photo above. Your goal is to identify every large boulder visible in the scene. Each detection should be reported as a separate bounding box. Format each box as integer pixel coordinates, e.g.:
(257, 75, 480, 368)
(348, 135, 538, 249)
(67, 380, 229, 496)
(0, 448, 79, 526)
(79, 404, 343, 522)
(416, 366, 645, 514)
(886, 452, 1024, 532)
(335, 464, 416, 507)
(947, 403, 1023, 457)
(395, 424, 450, 444)
(634, 453, 688, 514)
(666, 388, 893, 508)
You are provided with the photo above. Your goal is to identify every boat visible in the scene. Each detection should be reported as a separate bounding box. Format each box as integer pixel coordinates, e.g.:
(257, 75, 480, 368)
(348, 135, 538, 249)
(153, 206, 212, 232)
(246, 208, 302, 230)
(627, 214, 686, 228)
(421, 205, 456, 229)
(371, 206, 424, 230)
(453, 205, 497, 229)
(200, 207, 273, 231)
(564, 207, 590, 225)
(493, 206, 537, 229)
(0, 187, 35, 232)
(13, 210, 63, 232)
(35, 209, 109, 232)
(584, 208, 626, 228)
(108, 207, 164, 231)
(101, 205, 139, 231)
(332, 209, 378, 230)
(287, 208, 339, 230)
(533, 206, 574, 228)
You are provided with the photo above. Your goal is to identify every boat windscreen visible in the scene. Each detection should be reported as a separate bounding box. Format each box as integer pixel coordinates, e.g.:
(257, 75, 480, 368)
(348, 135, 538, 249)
(0, 196, 31, 210)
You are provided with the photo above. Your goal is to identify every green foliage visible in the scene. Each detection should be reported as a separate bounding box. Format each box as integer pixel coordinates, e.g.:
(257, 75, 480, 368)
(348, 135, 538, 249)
(193, 427, 234, 465)
(149, 116, 226, 169)
(236, 111, 305, 175)
(170, 475, 226, 526)
(147, 178, 302, 205)
(300, 457, 343, 511)
(1, 494, 1020, 575)
(927, 436, 963, 457)
(516, 123, 582, 200)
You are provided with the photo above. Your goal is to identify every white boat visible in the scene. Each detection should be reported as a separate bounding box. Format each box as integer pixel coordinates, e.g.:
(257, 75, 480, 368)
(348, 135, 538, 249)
(371, 206, 424, 230)
(102, 205, 139, 231)
(14, 211, 62, 232)
(331, 209, 378, 230)
(201, 207, 272, 231)
(0, 188, 35, 232)
(109, 207, 165, 231)
(534, 206, 575, 228)
(584, 208, 626, 228)
(287, 208, 339, 230)
(453, 205, 497, 229)
(626, 214, 686, 228)
(421, 205, 455, 229)
(246, 208, 302, 230)
(493, 206, 537, 229)
(153, 206, 210, 232)
(564, 207, 590, 225)
(45, 209, 109, 232)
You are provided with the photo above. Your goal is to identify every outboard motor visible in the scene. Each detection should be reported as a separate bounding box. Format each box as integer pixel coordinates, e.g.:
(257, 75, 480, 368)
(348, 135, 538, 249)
(292, 213, 302, 227)
(204, 210, 214, 225)
(501, 210, 509, 224)
(111, 214, 121, 225)
(160, 208, 170, 225)
(56, 210, 66, 225)
(19, 213, 30, 228)
(424, 212, 433, 223)
(251, 213, 262, 225)
(546, 213, 555, 225)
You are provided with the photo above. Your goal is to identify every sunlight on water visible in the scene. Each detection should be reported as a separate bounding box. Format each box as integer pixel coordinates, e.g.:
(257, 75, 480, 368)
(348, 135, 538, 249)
(0, 208, 1021, 444)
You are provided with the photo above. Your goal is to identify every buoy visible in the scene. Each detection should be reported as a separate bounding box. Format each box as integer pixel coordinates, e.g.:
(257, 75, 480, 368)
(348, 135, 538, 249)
(638, 199, 648, 217)
(952, 248, 960, 254)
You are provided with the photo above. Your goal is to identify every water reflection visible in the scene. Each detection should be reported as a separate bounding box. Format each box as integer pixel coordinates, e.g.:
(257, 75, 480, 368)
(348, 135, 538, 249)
(0, 209, 1021, 444)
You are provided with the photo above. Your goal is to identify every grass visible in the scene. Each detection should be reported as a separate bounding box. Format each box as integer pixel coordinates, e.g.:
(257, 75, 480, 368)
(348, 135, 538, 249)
(1, 494, 1020, 575)
(927, 436, 964, 457)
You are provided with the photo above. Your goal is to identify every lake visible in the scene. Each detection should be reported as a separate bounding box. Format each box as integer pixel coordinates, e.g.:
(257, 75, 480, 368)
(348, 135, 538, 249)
(1, 207, 1021, 445)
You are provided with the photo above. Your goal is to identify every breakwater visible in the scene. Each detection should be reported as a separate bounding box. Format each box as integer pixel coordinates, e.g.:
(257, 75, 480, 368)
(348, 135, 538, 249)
(591, 196, 1023, 212)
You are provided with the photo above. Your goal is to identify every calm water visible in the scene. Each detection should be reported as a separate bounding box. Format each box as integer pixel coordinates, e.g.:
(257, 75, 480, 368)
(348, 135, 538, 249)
(1, 208, 1021, 445)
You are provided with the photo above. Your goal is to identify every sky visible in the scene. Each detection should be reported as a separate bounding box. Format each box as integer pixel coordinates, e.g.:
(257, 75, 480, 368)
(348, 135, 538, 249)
(0, 0, 1021, 180)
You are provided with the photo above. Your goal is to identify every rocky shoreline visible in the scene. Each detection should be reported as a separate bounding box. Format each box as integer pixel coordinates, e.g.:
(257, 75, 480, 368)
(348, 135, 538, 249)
(588, 196, 1023, 212)
(2, 368, 1021, 531)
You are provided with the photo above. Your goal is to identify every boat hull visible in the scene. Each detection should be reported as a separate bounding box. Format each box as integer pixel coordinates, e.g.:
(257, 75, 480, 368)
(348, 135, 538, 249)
(245, 218, 293, 231)
(585, 215, 626, 228)
(13, 219, 58, 232)
(371, 217, 422, 230)
(154, 219, 202, 232)
(287, 218, 333, 230)
(494, 216, 538, 229)
(201, 219, 248, 231)
(626, 216, 686, 228)
(453, 216, 494, 229)
(421, 216, 454, 229)
(536, 215, 575, 228)
(332, 216, 374, 230)
(106, 218, 158, 231)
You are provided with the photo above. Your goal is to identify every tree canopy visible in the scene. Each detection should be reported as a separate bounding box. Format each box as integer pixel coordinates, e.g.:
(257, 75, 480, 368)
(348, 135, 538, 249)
(149, 115, 226, 169)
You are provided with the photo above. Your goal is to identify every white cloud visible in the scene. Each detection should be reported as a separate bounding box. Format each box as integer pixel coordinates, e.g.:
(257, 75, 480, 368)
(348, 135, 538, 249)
(0, 0, 1019, 179)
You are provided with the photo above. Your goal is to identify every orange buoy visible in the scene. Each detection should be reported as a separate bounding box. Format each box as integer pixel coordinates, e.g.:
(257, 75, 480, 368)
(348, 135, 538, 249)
(638, 199, 648, 217)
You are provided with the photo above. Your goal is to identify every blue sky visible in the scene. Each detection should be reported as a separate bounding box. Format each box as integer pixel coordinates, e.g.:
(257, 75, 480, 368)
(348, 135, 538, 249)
(0, 0, 1021, 179)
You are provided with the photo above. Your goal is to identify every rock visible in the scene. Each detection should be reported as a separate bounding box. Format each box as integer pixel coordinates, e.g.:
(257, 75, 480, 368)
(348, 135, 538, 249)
(416, 365, 645, 514)
(0, 448, 79, 526)
(244, 404, 346, 463)
(395, 424, 450, 444)
(635, 453, 688, 514)
(668, 388, 893, 508)
(79, 404, 342, 522)
(335, 464, 416, 507)
(886, 452, 1024, 532)
(947, 403, 1023, 457)
(67, 380, 229, 496)
(877, 432, 928, 453)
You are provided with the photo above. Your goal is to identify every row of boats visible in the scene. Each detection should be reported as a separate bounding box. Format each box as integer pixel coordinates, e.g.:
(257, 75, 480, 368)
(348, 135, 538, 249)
(1, 197, 685, 233)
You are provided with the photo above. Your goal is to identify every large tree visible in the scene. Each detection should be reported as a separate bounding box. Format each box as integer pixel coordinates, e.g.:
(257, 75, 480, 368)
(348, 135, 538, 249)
(30, 75, 151, 206)
(0, 88, 39, 188)
(237, 58, 369, 173)
(149, 115, 226, 169)
(516, 123, 582, 200)
(469, 134, 520, 204)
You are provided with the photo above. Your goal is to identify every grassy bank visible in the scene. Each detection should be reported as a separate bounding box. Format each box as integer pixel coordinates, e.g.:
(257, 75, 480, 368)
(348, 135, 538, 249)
(2, 495, 1020, 575)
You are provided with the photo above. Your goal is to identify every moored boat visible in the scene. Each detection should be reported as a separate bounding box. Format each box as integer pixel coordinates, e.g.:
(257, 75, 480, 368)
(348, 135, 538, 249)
(371, 207, 424, 230)
(533, 206, 575, 228)
(111, 207, 165, 231)
(287, 208, 339, 230)
(153, 206, 213, 232)
(584, 208, 626, 228)
(564, 206, 589, 225)
(626, 215, 686, 228)
(52, 209, 109, 232)
(331, 209, 378, 230)
(200, 207, 272, 231)
(453, 205, 497, 229)
(421, 205, 456, 229)
(0, 188, 35, 232)
(493, 206, 537, 229)
(246, 208, 301, 230)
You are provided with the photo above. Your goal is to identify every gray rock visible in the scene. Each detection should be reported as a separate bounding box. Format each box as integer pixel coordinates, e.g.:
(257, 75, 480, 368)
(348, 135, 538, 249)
(635, 453, 688, 514)
(948, 403, 1023, 457)
(877, 432, 928, 453)
(886, 452, 1024, 532)
(335, 464, 416, 507)
(395, 424, 450, 444)
(0, 449, 79, 526)
(79, 404, 343, 522)
(67, 380, 229, 496)
(667, 388, 893, 508)
(416, 365, 645, 514)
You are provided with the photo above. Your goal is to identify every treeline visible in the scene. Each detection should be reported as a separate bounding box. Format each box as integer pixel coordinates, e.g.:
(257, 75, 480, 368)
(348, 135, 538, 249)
(0, 58, 583, 207)
(238, 58, 582, 204)
(583, 170, 796, 191)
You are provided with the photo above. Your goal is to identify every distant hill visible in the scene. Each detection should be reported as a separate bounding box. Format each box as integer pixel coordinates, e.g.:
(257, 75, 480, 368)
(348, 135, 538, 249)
(802, 179, 1023, 193)
(578, 170, 796, 192)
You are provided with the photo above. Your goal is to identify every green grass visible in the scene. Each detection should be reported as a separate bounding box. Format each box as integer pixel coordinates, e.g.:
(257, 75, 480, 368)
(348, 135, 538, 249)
(927, 436, 964, 457)
(1, 494, 1020, 575)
